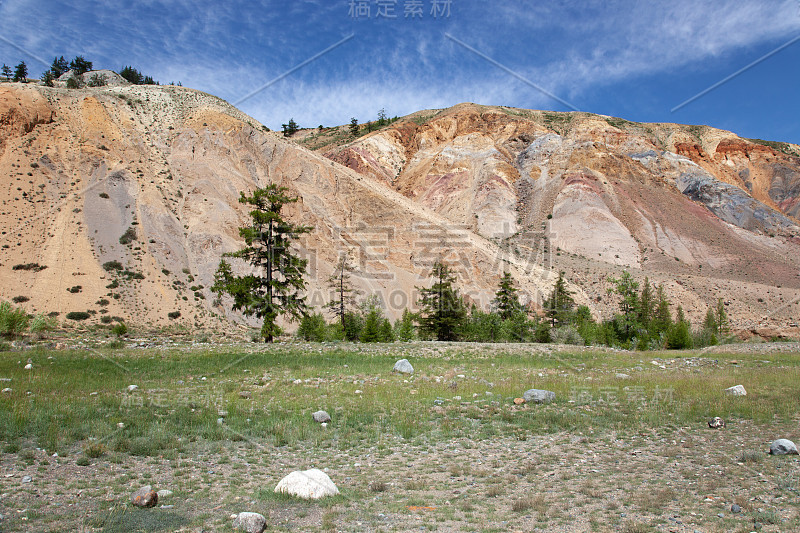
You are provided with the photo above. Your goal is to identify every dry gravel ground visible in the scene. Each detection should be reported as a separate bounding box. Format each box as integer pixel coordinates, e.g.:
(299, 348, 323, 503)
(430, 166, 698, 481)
(0, 341, 798, 532)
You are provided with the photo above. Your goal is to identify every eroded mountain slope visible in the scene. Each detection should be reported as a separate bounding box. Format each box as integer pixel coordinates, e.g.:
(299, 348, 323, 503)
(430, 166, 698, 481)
(0, 85, 563, 330)
(325, 104, 800, 331)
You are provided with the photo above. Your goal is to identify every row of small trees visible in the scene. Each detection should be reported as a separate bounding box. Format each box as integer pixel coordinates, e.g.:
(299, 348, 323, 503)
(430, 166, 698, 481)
(0, 62, 29, 82)
(349, 108, 400, 137)
(3, 55, 162, 88)
(212, 185, 730, 350)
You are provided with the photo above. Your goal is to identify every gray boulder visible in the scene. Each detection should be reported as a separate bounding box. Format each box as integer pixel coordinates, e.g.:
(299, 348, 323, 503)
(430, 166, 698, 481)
(393, 359, 414, 374)
(769, 439, 799, 456)
(233, 512, 267, 533)
(725, 385, 747, 396)
(312, 410, 331, 423)
(523, 389, 555, 404)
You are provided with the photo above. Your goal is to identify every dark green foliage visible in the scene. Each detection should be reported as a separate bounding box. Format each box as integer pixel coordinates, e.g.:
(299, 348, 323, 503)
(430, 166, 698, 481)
(65, 75, 81, 89)
(608, 271, 639, 340)
(87, 73, 106, 87)
(464, 307, 502, 342)
(492, 272, 522, 320)
(103, 261, 123, 272)
(357, 296, 390, 343)
(393, 309, 417, 341)
(119, 66, 158, 85)
(533, 319, 551, 343)
(212, 185, 312, 342)
(111, 323, 128, 336)
(377, 108, 387, 126)
(666, 307, 692, 349)
(714, 298, 728, 336)
(349, 117, 359, 136)
(1, 64, 12, 80)
(501, 311, 537, 342)
(50, 56, 69, 78)
(12, 61, 27, 82)
(40, 70, 54, 87)
(282, 118, 299, 137)
(637, 277, 654, 329)
(650, 285, 672, 336)
(167, 311, 181, 320)
(342, 311, 363, 341)
(416, 261, 467, 341)
(66, 311, 91, 321)
(544, 271, 575, 327)
(378, 317, 394, 342)
(360, 309, 382, 342)
(69, 56, 92, 76)
(11, 296, 29, 303)
(13, 263, 46, 272)
(297, 312, 327, 342)
(119, 227, 137, 245)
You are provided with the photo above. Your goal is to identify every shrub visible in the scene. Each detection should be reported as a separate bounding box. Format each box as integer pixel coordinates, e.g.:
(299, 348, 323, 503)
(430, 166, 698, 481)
(12, 296, 29, 303)
(99, 192, 109, 199)
(297, 312, 327, 342)
(103, 261, 123, 272)
(29, 314, 56, 333)
(12, 263, 46, 272)
(65, 311, 91, 321)
(111, 323, 127, 336)
(106, 280, 119, 289)
(167, 311, 181, 320)
(97, 299, 110, 306)
(87, 74, 106, 87)
(0, 301, 30, 337)
(65, 75, 81, 89)
(550, 326, 584, 345)
(119, 227, 137, 245)
(122, 270, 144, 280)
(666, 321, 692, 349)
(84, 442, 106, 458)
(67, 285, 82, 294)
(100, 315, 113, 324)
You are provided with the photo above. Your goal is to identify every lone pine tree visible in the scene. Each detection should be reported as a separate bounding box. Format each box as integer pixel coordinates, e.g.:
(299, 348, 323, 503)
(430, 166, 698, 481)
(212, 185, 312, 342)
(417, 260, 466, 341)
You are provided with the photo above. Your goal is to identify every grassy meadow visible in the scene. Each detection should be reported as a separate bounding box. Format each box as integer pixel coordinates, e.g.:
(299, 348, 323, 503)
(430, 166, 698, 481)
(1, 342, 799, 532)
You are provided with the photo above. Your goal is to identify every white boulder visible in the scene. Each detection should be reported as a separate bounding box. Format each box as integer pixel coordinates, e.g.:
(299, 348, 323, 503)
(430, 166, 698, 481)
(725, 385, 746, 396)
(274, 468, 339, 499)
(393, 359, 414, 374)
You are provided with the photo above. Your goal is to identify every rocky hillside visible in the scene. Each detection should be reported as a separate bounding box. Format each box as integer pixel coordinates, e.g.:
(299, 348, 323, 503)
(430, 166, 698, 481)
(1, 84, 798, 335)
(0, 84, 559, 332)
(324, 104, 800, 335)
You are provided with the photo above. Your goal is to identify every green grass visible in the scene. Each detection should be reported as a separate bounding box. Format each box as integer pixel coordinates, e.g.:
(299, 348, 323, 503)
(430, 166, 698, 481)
(1, 344, 799, 459)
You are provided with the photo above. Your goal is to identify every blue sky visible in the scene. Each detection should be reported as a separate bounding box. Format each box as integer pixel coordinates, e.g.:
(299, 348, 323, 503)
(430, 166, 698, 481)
(1, 0, 799, 143)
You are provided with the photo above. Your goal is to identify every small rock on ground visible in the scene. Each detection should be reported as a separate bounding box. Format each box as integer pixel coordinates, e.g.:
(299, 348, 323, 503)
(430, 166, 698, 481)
(725, 385, 746, 396)
(523, 389, 555, 404)
(393, 359, 413, 374)
(312, 410, 331, 423)
(233, 511, 267, 533)
(769, 438, 799, 455)
(131, 485, 158, 507)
